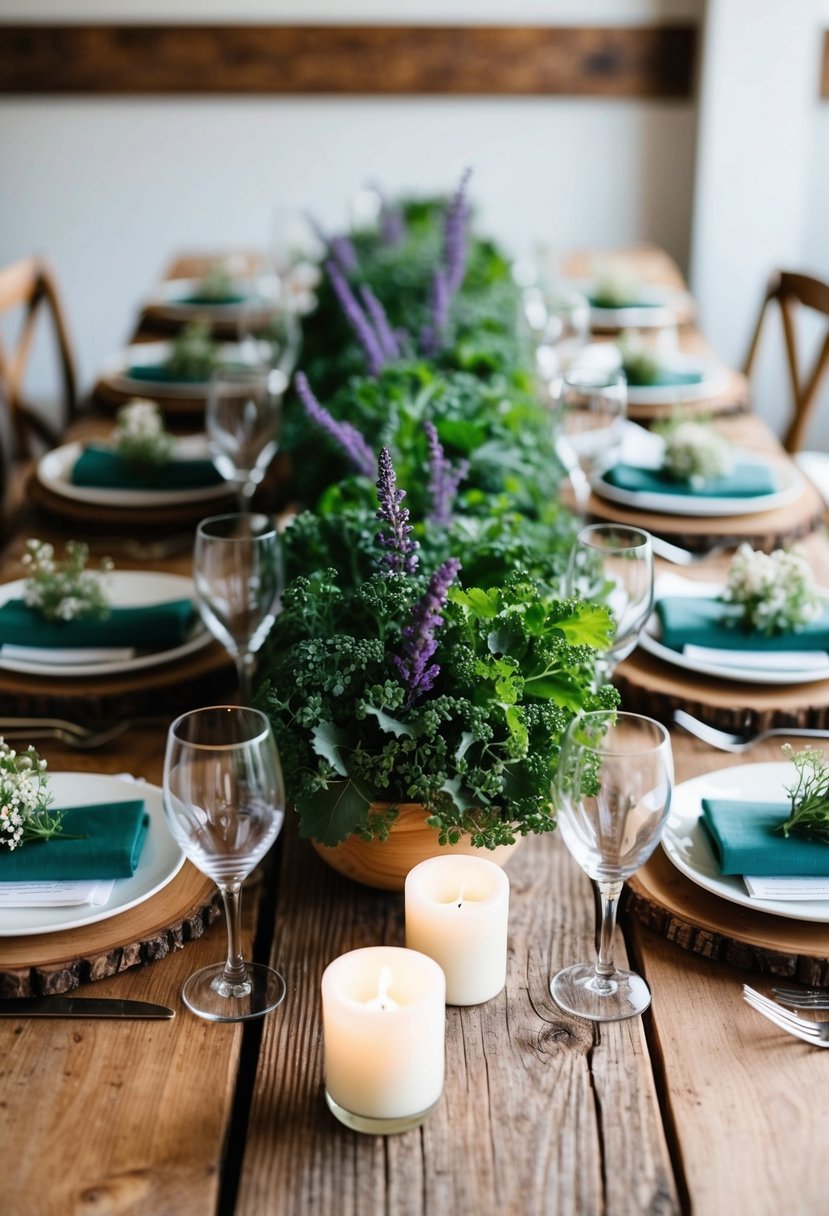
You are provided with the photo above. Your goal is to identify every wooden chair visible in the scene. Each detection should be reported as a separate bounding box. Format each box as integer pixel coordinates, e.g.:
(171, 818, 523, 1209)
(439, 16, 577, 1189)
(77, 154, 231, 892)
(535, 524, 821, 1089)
(0, 256, 78, 461)
(743, 270, 829, 454)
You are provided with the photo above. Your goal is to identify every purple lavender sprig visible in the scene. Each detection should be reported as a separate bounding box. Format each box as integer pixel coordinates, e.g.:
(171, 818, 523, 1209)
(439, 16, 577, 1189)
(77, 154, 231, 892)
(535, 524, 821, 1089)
(375, 447, 419, 575)
(424, 420, 469, 527)
(326, 260, 386, 377)
(305, 211, 359, 274)
(294, 372, 376, 478)
(394, 557, 462, 704)
(419, 269, 449, 357)
(443, 167, 472, 294)
(359, 284, 402, 361)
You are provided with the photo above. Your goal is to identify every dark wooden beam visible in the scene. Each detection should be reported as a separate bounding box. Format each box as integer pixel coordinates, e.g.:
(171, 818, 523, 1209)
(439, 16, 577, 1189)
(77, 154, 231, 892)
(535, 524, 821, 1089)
(0, 24, 696, 97)
(822, 30, 829, 98)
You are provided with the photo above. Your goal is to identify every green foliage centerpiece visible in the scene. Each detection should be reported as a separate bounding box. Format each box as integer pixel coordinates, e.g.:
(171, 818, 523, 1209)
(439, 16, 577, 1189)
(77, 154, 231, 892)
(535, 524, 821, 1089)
(261, 444, 616, 881)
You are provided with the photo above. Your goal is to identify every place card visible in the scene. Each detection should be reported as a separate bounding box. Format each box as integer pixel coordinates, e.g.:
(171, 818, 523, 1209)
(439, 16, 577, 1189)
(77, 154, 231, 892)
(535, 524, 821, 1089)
(0, 879, 115, 908)
(743, 876, 829, 901)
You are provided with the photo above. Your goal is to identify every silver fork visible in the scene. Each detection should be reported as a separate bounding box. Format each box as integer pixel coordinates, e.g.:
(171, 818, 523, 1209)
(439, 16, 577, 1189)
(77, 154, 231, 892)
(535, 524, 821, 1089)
(650, 537, 735, 566)
(673, 709, 829, 753)
(771, 986, 829, 1009)
(742, 985, 829, 1044)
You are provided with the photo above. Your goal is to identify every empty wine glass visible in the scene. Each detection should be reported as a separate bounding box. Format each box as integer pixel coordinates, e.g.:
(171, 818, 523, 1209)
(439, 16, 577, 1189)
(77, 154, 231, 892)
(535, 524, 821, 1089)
(207, 365, 284, 509)
(565, 524, 654, 678)
(238, 296, 302, 383)
(163, 706, 286, 1021)
(553, 368, 627, 515)
(524, 286, 590, 399)
(194, 513, 282, 704)
(551, 711, 673, 1021)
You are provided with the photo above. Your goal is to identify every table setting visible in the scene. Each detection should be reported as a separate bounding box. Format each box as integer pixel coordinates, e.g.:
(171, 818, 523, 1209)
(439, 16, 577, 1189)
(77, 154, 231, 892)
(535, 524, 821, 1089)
(5, 174, 829, 1216)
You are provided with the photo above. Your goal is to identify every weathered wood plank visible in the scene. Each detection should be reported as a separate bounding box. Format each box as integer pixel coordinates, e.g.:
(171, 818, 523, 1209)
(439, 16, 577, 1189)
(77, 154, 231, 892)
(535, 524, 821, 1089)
(633, 922, 829, 1216)
(237, 822, 678, 1214)
(0, 25, 697, 98)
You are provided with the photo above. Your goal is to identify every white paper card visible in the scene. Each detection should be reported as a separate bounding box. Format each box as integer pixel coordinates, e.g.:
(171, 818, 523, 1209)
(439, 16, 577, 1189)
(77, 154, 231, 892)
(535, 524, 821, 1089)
(0, 879, 116, 908)
(0, 646, 136, 664)
(743, 875, 829, 901)
(683, 645, 829, 673)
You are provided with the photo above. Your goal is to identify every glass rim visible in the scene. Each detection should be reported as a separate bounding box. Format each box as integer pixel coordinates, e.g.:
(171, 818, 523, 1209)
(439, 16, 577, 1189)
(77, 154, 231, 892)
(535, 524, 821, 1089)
(196, 513, 278, 542)
(565, 711, 671, 757)
(209, 363, 272, 385)
(168, 705, 272, 750)
(561, 366, 626, 390)
(575, 523, 652, 554)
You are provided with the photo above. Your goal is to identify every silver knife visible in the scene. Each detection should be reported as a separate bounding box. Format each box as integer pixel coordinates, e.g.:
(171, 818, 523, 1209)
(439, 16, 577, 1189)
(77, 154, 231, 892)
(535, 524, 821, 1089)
(0, 997, 175, 1019)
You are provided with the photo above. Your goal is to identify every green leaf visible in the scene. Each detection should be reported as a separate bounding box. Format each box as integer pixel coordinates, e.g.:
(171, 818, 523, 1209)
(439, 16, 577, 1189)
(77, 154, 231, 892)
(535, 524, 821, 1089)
(296, 779, 373, 845)
(363, 705, 416, 738)
(311, 722, 351, 777)
(452, 586, 500, 619)
(487, 619, 526, 656)
(553, 604, 615, 649)
(437, 418, 488, 453)
(455, 731, 476, 762)
(523, 672, 586, 710)
(504, 705, 529, 753)
(440, 775, 479, 814)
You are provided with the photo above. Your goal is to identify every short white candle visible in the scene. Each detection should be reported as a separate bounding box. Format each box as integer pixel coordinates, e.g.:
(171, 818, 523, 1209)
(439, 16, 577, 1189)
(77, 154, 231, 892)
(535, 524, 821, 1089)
(321, 946, 445, 1133)
(405, 855, 510, 1006)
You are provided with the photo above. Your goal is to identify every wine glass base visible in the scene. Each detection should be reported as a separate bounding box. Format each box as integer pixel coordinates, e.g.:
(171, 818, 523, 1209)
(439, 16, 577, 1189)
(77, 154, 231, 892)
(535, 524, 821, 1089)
(550, 962, 651, 1022)
(182, 962, 286, 1022)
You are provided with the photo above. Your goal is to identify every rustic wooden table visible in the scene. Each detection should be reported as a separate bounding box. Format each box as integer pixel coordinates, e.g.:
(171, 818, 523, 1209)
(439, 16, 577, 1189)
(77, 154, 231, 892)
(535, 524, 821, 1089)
(2, 248, 828, 1216)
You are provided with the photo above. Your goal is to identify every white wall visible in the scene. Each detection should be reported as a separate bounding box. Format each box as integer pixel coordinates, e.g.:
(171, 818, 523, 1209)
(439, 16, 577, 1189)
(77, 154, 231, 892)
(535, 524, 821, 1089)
(0, 0, 701, 399)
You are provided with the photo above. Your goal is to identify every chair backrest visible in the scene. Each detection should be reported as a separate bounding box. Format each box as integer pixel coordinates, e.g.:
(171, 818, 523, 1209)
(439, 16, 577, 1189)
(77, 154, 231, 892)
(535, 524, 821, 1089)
(743, 270, 829, 454)
(0, 257, 77, 460)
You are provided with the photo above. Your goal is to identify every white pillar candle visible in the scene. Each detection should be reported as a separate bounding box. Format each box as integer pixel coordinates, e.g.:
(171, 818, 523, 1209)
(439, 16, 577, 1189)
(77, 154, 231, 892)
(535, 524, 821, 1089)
(321, 946, 445, 1134)
(405, 855, 510, 1006)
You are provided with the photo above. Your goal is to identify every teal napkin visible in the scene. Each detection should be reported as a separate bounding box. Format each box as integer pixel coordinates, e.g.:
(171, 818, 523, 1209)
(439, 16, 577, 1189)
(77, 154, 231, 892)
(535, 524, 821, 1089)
(0, 599, 195, 650)
(655, 597, 829, 653)
(604, 461, 777, 498)
(125, 364, 206, 384)
(624, 368, 704, 388)
(175, 292, 247, 306)
(589, 296, 662, 310)
(701, 799, 829, 875)
(72, 446, 224, 491)
(0, 801, 149, 880)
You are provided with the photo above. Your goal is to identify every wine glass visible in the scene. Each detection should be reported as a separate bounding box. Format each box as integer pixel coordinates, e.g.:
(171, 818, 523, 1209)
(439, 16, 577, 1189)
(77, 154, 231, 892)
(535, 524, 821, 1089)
(553, 368, 627, 515)
(207, 365, 284, 509)
(551, 711, 673, 1021)
(524, 286, 590, 399)
(194, 513, 282, 705)
(565, 524, 654, 678)
(238, 296, 302, 383)
(163, 706, 286, 1021)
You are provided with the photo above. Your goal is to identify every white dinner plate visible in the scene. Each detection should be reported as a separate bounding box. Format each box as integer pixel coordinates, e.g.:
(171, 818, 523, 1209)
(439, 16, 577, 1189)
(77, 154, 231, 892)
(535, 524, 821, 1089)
(0, 571, 210, 677)
(0, 772, 185, 937)
(99, 340, 244, 398)
(36, 438, 231, 509)
(578, 343, 731, 405)
(561, 278, 695, 329)
(662, 761, 829, 923)
(593, 454, 801, 517)
(147, 273, 318, 320)
(639, 575, 829, 686)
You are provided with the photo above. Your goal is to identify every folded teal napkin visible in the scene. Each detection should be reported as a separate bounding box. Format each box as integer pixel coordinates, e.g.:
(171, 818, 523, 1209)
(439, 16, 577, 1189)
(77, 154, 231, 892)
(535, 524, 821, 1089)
(655, 597, 829, 653)
(604, 461, 777, 498)
(624, 368, 704, 388)
(701, 799, 829, 876)
(174, 292, 247, 306)
(72, 446, 224, 491)
(589, 296, 662, 310)
(0, 599, 195, 650)
(0, 801, 149, 880)
(125, 364, 206, 384)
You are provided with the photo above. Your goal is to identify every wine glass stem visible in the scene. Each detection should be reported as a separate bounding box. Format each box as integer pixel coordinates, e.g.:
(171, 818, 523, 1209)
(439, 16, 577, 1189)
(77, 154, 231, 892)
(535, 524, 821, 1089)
(238, 479, 257, 512)
(220, 882, 248, 985)
(595, 880, 623, 981)
(236, 652, 256, 704)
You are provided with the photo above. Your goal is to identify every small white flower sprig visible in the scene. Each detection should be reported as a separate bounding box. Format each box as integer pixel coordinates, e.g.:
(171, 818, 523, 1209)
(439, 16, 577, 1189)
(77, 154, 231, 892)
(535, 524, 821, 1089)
(22, 539, 112, 623)
(724, 543, 822, 635)
(617, 329, 663, 387)
(656, 416, 733, 488)
(0, 740, 62, 850)
(114, 399, 173, 468)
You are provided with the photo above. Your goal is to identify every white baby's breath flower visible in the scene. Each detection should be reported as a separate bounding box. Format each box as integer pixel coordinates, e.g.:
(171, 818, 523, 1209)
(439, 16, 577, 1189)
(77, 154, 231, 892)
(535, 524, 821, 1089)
(22, 539, 111, 623)
(114, 399, 173, 467)
(658, 417, 732, 487)
(724, 544, 821, 634)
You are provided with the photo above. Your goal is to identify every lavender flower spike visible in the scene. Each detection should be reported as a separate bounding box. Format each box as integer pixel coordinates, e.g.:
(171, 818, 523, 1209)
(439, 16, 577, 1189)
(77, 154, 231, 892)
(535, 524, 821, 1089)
(375, 447, 419, 575)
(424, 420, 469, 527)
(443, 167, 472, 294)
(394, 557, 462, 704)
(359, 285, 401, 361)
(326, 260, 386, 377)
(294, 372, 376, 478)
(304, 211, 359, 275)
(420, 269, 450, 357)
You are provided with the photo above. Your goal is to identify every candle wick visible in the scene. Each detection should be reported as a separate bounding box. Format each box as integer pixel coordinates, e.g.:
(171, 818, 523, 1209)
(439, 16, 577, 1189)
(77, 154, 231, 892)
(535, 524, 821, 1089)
(457, 883, 465, 909)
